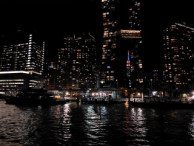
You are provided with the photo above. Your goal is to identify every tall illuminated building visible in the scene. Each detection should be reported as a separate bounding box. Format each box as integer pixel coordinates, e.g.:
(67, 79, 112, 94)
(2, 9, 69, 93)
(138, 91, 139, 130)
(44, 61, 58, 89)
(101, 0, 143, 89)
(101, 0, 117, 88)
(163, 22, 194, 89)
(0, 30, 45, 95)
(57, 32, 97, 90)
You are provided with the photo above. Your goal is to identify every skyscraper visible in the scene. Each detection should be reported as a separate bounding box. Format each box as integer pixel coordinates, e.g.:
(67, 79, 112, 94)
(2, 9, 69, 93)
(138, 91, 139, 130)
(44, 61, 58, 90)
(57, 32, 97, 90)
(101, 0, 117, 88)
(163, 22, 194, 89)
(101, 0, 143, 89)
(0, 30, 45, 95)
(0, 30, 44, 74)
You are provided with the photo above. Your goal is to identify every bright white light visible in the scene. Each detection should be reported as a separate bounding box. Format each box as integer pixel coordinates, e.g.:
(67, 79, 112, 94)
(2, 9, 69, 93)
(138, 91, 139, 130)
(0, 71, 29, 74)
(152, 91, 157, 96)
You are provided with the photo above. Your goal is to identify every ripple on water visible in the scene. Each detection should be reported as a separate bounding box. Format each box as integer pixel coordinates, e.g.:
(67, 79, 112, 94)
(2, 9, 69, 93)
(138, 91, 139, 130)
(1, 101, 194, 145)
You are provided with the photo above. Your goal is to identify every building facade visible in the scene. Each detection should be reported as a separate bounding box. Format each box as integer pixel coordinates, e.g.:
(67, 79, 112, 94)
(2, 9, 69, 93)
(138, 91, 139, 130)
(101, 0, 143, 89)
(101, 0, 117, 88)
(57, 32, 97, 90)
(0, 30, 45, 95)
(163, 23, 194, 90)
(44, 61, 58, 90)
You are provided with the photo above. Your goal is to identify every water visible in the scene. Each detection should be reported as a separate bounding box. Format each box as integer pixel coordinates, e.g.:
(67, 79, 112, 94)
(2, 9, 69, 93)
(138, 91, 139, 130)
(1, 100, 194, 146)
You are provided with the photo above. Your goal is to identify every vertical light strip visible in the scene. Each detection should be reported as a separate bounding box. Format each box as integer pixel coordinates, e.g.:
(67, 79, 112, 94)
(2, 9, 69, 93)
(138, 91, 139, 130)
(128, 50, 130, 61)
(28, 34, 32, 68)
(42, 41, 45, 71)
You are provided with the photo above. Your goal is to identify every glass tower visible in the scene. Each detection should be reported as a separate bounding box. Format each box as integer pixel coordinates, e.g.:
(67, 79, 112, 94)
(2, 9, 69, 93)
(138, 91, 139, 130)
(101, 0, 143, 89)
(57, 32, 97, 90)
(0, 31, 44, 75)
(0, 30, 45, 95)
(101, 0, 117, 88)
(163, 23, 194, 89)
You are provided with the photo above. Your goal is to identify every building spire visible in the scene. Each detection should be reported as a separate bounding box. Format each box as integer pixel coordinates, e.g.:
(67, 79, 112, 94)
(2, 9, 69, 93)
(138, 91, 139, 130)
(128, 50, 130, 61)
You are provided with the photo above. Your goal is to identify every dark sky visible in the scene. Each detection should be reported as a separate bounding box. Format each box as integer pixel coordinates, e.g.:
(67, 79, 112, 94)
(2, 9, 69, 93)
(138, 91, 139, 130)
(0, 0, 194, 72)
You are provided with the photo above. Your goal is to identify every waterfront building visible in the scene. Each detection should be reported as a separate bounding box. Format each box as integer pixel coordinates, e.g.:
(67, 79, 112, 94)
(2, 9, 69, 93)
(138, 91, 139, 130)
(57, 32, 97, 90)
(0, 30, 45, 95)
(163, 22, 194, 90)
(101, 0, 144, 89)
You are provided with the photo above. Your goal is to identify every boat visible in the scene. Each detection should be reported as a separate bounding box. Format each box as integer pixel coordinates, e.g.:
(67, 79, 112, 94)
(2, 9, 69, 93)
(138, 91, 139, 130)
(0, 94, 13, 100)
(5, 88, 66, 105)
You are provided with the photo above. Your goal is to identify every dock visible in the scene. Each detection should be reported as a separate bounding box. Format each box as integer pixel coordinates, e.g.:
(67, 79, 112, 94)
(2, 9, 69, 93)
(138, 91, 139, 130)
(129, 98, 194, 109)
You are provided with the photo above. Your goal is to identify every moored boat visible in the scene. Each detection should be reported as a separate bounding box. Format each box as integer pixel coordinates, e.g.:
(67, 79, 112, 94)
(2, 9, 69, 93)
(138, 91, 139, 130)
(5, 88, 66, 105)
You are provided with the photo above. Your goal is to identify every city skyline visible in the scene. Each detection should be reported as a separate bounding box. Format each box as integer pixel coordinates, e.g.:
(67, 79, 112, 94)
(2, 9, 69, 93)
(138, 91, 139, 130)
(1, 2, 194, 145)
(0, 0, 194, 72)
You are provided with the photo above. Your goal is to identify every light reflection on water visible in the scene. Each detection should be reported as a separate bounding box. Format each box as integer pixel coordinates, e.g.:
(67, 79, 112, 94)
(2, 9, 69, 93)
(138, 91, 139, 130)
(189, 114, 194, 140)
(1, 100, 194, 145)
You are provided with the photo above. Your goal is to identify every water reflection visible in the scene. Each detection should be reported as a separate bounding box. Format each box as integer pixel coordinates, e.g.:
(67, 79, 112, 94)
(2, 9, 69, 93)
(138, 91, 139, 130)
(188, 112, 194, 141)
(143, 109, 194, 145)
(1, 100, 194, 145)
(126, 107, 148, 145)
(83, 105, 109, 145)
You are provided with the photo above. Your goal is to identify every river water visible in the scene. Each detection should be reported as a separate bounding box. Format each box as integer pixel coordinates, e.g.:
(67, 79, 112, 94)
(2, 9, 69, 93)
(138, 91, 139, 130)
(0, 100, 194, 146)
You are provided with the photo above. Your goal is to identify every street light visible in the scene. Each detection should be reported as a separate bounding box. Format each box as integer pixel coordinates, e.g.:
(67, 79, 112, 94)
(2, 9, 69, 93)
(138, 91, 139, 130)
(116, 79, 118, 99)
(150, 79, 152, 97)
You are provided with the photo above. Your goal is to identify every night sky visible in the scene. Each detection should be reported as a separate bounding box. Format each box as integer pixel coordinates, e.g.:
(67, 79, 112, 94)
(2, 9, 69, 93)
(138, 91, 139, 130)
(0, 0, 193, 74)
